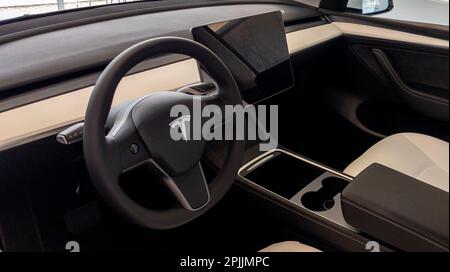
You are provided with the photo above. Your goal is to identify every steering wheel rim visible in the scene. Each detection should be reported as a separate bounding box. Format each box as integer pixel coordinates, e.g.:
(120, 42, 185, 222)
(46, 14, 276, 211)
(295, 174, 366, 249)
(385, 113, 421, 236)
(83, 37, 244, 229)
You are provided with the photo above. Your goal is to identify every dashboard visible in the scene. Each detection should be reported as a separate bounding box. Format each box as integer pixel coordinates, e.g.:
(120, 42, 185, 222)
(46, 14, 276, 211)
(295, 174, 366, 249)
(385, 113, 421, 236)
(0, 2, 326, 151)
(1, 1, 445, 152)
(0, 3, 316, 97)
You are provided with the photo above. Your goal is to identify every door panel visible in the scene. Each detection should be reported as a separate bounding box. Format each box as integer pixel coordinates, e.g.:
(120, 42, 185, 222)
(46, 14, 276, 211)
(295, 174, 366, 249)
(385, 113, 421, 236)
(318, 13, 449, 140)
(350, 40, 449, 121)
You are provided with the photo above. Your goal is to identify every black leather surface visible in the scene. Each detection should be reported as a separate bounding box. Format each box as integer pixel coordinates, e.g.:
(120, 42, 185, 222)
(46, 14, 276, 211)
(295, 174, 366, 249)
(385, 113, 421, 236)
(342, 164, 449, 252)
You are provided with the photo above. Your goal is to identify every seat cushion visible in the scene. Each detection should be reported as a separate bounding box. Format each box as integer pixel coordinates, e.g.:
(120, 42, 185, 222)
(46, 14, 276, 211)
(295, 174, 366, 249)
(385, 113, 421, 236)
(344, 133, 449, 192)
(259, 241, 321, 252)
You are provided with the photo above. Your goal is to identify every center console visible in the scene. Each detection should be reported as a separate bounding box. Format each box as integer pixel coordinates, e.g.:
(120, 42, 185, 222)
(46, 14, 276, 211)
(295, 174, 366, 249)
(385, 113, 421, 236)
(239, 148, 357, 232)
(237, 147, 449, 252)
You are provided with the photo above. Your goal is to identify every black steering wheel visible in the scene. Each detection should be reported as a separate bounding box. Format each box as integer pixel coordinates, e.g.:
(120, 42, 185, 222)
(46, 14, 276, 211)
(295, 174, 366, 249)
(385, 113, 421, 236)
(83, 37, 245, 229)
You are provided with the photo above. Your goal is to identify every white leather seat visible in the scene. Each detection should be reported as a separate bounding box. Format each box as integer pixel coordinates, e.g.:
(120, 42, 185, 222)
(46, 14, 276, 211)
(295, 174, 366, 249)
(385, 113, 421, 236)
(260, 241, 321, 252)
(344, 133, 449, 192)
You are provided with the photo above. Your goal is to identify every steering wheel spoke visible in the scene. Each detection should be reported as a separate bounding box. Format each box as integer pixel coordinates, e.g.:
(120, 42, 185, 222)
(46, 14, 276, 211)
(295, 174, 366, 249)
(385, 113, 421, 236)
(108, 112, 151, 173)
(151, 161, 210, 211)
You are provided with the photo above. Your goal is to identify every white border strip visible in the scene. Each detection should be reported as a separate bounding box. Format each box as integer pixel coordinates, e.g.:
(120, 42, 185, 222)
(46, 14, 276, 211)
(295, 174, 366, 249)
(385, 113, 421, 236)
(334, 22, 449, 49)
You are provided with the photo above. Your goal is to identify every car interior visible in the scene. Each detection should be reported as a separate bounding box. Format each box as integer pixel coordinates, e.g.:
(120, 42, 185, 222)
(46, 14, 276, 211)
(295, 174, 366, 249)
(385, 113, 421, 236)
(0, 0, 448, 252)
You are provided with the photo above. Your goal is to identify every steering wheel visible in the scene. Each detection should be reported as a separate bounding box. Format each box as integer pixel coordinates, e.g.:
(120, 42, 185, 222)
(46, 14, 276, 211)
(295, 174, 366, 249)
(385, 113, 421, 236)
(83, 37, 245, 229)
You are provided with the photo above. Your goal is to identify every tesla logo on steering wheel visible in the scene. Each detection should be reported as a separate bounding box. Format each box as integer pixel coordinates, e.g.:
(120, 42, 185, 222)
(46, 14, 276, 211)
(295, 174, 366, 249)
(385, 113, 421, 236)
(169, 115, 191, 142)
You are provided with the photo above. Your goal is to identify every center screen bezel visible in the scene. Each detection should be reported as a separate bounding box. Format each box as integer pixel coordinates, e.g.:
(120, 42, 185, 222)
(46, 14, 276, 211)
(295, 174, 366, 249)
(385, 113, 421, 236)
(191, 11, 294, 103)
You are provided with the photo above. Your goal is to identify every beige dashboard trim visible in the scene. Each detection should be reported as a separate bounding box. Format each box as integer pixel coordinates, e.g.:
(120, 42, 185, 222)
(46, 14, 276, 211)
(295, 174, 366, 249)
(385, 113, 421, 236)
(1, 22, 449, 151)
(334, 22, 449, 49)
(287, 23, 342, 54)
(286, 22, 449, 55)
(0, 59, 200, 150)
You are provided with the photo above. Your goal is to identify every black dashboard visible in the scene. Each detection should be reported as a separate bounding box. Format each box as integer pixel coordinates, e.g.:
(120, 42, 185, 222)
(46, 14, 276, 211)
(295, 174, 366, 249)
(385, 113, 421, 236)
(0, 1, 322, 111)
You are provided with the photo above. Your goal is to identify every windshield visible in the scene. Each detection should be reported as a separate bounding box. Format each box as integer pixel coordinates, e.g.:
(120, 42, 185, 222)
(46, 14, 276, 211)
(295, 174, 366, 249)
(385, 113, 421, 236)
(0, 0, 145, 21)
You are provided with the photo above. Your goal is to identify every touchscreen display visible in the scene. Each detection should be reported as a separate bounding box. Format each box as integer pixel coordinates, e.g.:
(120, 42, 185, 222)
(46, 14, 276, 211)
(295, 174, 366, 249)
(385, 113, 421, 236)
(192, 11, 294, 101)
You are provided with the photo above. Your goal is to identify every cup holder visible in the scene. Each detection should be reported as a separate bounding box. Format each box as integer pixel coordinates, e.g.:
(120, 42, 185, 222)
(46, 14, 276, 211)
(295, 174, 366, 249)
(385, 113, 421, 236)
(301, 177, 349, 212)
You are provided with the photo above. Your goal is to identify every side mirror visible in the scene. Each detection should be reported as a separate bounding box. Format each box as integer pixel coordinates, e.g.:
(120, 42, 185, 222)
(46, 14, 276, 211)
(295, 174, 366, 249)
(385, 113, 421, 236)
(347, 0, 393, 15)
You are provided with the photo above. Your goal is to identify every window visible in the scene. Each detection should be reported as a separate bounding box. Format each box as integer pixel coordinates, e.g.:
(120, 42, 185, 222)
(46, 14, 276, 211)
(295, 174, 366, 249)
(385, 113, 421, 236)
(0, 0, 141, 21)
(375, 0, 449, 26)
(346, 0, 450, 26)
